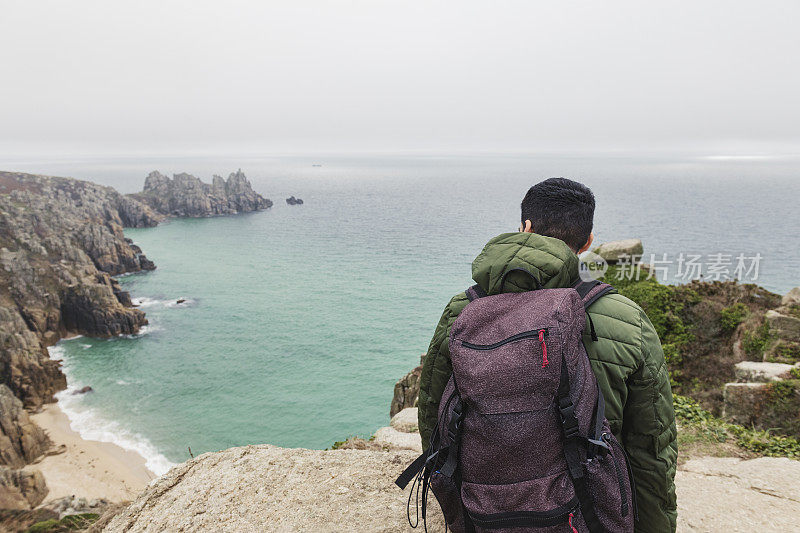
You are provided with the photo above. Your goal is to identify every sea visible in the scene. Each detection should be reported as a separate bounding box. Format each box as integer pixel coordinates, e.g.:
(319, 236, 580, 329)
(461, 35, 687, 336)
(3, 153, 798, 474)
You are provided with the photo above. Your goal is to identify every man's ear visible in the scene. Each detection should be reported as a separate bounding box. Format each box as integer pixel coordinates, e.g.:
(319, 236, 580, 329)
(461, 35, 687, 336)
(519, 219, 533, 233)
(578, 232, 594, 254)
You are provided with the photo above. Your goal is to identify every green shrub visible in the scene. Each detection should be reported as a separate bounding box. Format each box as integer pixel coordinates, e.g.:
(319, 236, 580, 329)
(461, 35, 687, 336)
(673, 394, 800, 458)
(742, 322, 772, 359)
(720, 303, 749, 331)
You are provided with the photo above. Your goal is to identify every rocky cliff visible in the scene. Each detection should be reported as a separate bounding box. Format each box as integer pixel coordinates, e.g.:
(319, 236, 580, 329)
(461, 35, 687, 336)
(131, 169, 272, 218)
(0, 171, 161, 511)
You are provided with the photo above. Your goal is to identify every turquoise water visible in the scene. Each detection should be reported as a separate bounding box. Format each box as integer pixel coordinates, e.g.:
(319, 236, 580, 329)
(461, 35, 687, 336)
(30, 155, 799, 473)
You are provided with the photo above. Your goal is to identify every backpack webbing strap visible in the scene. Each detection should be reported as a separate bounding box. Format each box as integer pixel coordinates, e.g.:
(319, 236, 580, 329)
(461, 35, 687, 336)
(439, 397, 465, 478)
(557, 354, 604, 533)
(395, 451, 428, 489)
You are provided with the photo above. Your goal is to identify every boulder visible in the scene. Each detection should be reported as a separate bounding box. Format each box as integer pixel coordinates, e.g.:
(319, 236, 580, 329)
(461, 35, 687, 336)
(723, 381, 800, 436)
(0, 385, 50, 467)
(592, 239, 643, 264)
(0, 467, 47, 510)
(782, 287, 800, 307)
(372, 427, 422, 452)
(723, 382, 768, 426)
(390, 408, 418, 433)
(104, 445, 446, 532)
(734, 361, 796, 383)
(766, 310, 800, 339)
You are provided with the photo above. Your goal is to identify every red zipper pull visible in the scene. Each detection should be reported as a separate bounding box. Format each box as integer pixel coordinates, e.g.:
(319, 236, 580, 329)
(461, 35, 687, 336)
(539, 329, 548, 368)
(569, 512, 578, 533)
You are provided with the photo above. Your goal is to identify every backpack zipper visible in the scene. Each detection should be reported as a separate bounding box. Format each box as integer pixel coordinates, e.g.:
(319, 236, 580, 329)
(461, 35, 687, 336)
(467, 497, 579, 528)
(460, 328, 548, 351)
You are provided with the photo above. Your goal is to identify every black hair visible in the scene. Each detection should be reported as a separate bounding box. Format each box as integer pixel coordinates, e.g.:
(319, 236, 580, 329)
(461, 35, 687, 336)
(520, 178, 595, 251)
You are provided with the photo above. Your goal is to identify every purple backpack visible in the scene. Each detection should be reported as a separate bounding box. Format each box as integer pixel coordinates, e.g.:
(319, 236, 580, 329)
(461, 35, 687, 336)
(397, 272, 636, 532)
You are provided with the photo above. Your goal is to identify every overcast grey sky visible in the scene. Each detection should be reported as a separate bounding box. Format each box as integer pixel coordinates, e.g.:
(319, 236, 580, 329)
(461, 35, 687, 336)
(1, 1, 799, 155)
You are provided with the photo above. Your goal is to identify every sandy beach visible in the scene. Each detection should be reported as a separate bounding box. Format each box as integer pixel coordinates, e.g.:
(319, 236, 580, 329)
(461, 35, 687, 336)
(25, 403, 156, 503)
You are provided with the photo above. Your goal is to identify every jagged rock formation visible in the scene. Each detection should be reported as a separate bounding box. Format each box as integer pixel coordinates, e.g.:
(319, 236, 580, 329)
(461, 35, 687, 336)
(390, 355, 422, 417)
(0, 171, 162, 511)
(0, 385, 51, 512)
(132, 169, 272, 217)
(0, 385, 49, 468)
(0, 172, 155, 408)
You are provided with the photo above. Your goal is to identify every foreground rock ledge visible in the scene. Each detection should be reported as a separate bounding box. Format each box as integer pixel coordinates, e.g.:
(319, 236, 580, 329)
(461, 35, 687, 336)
(104, 444, 800, 532)
(104, 445, 446, 532)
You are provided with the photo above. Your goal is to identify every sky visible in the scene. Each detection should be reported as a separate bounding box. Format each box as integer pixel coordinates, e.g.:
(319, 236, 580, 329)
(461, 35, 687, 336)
(1, 1, 799, 155)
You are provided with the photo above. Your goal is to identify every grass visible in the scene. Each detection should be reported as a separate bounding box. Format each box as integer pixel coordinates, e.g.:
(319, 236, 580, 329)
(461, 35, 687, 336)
(674, 394, 800, 459)
(26, 514, 100, 532)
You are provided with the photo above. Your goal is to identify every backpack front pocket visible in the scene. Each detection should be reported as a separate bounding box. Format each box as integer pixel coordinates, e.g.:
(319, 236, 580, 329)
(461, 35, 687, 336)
(460, 470, 579, 529)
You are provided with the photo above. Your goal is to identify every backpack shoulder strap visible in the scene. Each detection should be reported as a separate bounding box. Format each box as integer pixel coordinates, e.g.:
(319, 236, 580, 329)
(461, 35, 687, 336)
(573, 279, 615, 342)
(572, 279, 615, 310)
(464, 283, 487, 302)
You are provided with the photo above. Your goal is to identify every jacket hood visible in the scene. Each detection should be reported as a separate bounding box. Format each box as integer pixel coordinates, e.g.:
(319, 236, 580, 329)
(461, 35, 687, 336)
(471, 232, 580, 294)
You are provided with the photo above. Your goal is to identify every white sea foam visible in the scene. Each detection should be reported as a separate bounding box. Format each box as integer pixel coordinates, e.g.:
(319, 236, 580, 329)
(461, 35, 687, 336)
(80, 344, 91, 349)
(119, 324, 161, 339)
(47, 344, 176, 476)
(131, 297, 164, 308)
(165, 297, 195, 308)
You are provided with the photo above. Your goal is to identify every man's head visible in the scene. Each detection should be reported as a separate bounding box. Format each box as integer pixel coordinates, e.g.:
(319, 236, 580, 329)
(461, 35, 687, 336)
(520, 178, 595, 253)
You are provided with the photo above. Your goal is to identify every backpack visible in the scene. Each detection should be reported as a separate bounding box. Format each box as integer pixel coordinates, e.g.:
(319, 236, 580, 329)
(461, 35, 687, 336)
(396, 270, 637, 533)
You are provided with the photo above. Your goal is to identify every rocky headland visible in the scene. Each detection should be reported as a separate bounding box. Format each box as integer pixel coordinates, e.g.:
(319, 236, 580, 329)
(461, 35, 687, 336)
(130, 169, 272, 218)
(0, 169, 272, 522)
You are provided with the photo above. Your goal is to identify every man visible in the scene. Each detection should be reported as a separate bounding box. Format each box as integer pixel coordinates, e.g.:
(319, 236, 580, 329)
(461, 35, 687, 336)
(417, 178, 677, 532)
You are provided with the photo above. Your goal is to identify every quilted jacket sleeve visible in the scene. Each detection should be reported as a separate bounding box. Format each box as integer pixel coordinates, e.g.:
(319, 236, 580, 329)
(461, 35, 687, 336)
(623, 310, 678, 533)
(418, 294, 468, 450)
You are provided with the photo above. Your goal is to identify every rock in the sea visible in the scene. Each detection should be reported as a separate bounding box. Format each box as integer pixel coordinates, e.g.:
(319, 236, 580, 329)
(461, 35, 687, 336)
(286, 196, 304, 205)
(132, 169, 272, 217)
(104, 445, 445, 532)
(390, 355, 423, 417)
(72, 386, 93, 395)
(0, 385, 49, 467)
(0, 467, 47, 510)
(592, 239, 644, 263)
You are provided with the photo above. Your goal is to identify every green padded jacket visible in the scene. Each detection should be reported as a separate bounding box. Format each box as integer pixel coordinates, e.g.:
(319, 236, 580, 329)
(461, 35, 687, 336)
(417, 232, 678, 533)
